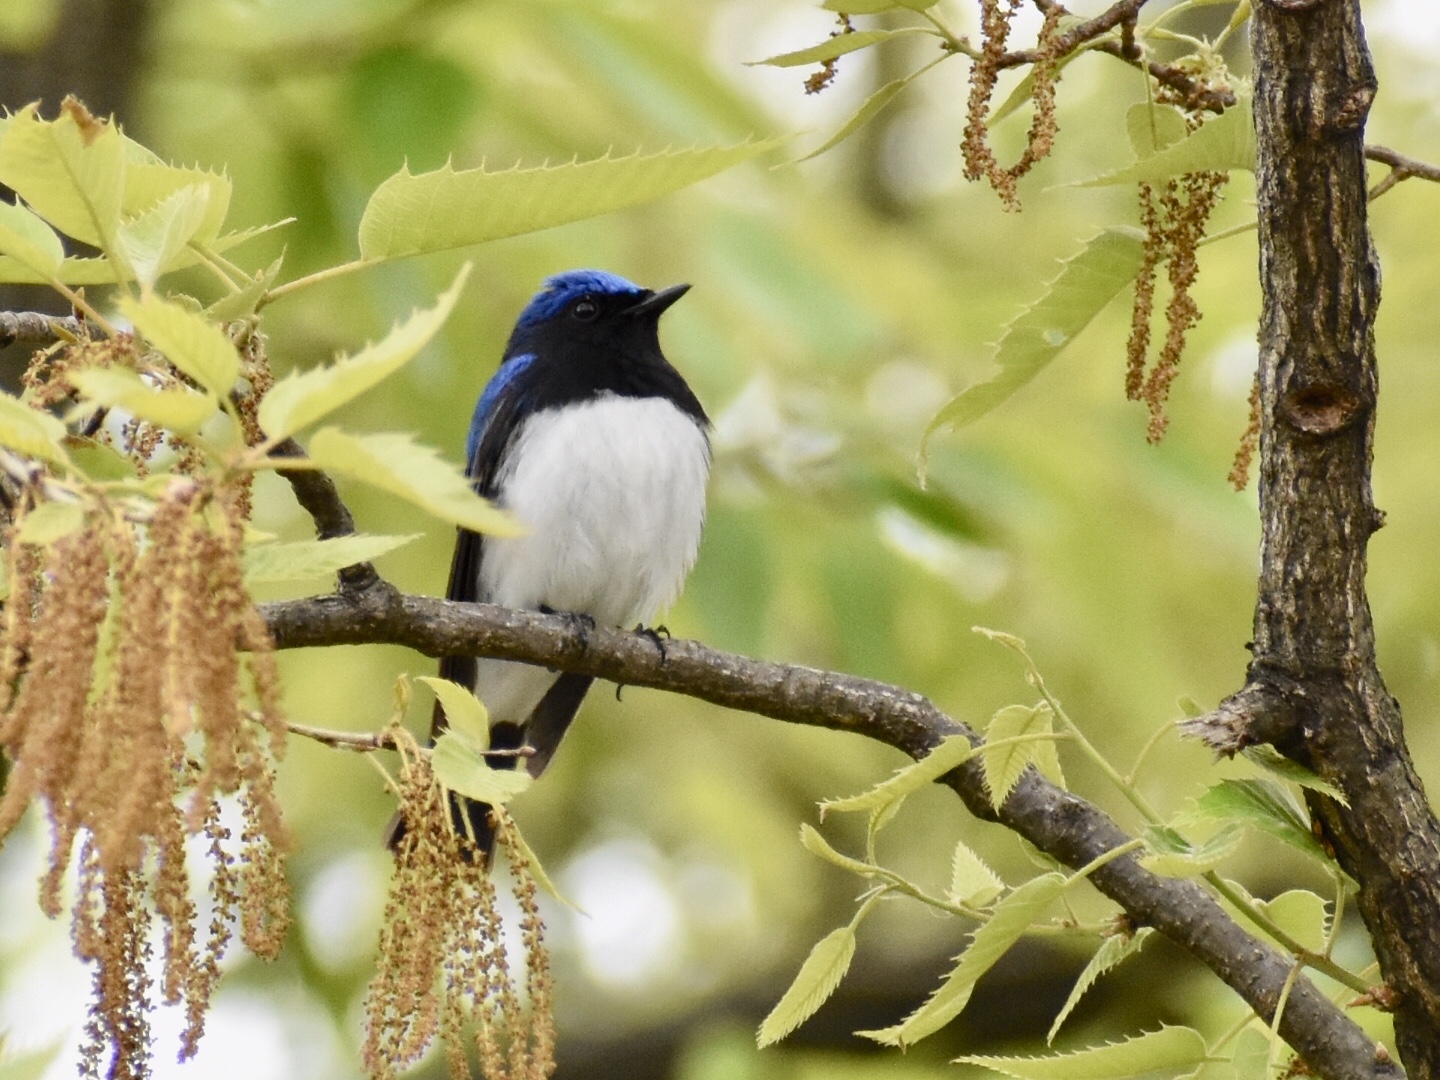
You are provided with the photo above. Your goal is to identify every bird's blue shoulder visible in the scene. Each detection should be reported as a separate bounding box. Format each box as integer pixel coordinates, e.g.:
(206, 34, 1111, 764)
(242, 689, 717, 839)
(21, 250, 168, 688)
(514, 268, 644, 329)
(467, 351, 537, 466)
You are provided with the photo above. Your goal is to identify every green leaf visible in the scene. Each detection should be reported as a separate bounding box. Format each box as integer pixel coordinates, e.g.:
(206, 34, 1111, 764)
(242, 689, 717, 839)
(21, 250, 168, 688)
(861, 873, 1066, 1047)
(205, 254, 284, 322)
(1183, 779, 1328, 862)
(950, 839, 1004, 907)
(1262, 889, 1328, 954)
(119, 294, 241, 398)
(417, 674, 490, 752)
(0, 391, 68, 464)
(1048, 928, 1155, 1043)
(501, 812, 583, 911)
(1126, 102, 1189, 159)
(920, 229, 1146, 473)
(63, 436, 134, 480)
(68, 367, 218, 435)
(749, 28, 932, 68)
(117, 183, 210, 290)
(0, 104, 125, 253)
(431, 733, 532, 805)
(258, 264, 469, 440)
(990, 46, 1083, 125)
(0, 198, 64, 277)
(983, 703, 1055, 812)
(358, 140, 779, 261)
(757, 924, 859, 1047)
(1075, 101, 1255, 186)
(1231, 1028, 1270, 1080)
(122, 160, 231, 244)
(798, 69, 926, 162)
(799, 823, 880, 880)
(1239, 745, 1348, 806)
(0, 220, 288, 285)
(818, 734, 976, 820)
(304, 428, 522, 535)
(17, 500, 85, 545)
(241, 533, 418, 585)
(960, 1026, 1209, 1079)
(1140, 825, 1244, 878)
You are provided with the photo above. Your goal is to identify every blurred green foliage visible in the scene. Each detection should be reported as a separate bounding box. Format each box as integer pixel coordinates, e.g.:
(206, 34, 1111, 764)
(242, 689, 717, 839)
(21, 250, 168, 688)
(2, 0, 1438, 1078)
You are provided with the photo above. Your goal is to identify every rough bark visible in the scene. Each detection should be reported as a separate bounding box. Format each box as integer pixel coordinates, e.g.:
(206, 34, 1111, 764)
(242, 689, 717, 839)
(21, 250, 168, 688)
(1193, 1, 1440, 1074)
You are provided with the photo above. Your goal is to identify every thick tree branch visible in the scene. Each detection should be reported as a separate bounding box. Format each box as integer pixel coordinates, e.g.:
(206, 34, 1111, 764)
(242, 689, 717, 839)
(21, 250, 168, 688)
(1195, 2, 1440, 1074)
(0, 310, 84, 347)
(259, 589, 1396, 1080)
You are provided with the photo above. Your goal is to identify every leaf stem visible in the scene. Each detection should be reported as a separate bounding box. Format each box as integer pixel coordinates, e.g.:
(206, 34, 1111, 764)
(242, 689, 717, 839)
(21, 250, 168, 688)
(1202, 872, 1371, 994)
(46, 279, 119, 338)
(261, 258, 375, 308)
(1065, 837, 1147, 886)
(1124, 718, 1177, 786)
(186, 242, 244, 293)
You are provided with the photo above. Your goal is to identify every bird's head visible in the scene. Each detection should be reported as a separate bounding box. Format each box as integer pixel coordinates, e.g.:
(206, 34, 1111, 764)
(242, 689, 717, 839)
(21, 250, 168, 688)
(504, 269, 690, 363)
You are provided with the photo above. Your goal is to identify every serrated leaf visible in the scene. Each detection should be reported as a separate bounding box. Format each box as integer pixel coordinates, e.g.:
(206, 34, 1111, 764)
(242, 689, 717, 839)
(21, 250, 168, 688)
(862, 873, 1066, 1047)
(122, 160, 231, 244)
(1240, 745, 1348, 806)
(798, 71, 922, 162)
(0, 198, 64, 276)
(1075, 100, 1254, 186)
(1183, 779, 1328, 862)
(950, 840, 1004, 907)
(1048, 928, 1155, 1043)
(258, 264, 469, 440)
(119, 294, 240, 398)
(358, 141, 778, 261)
(0, 391, 68, 464)
(920, 229, 1146, 473)
(68, 367, 218, 435)
(304, 428, 522, 535)
(0, 219, 289, 285)
(749, 28, 932, 68)
(983, 703, 1054, 812)
(242, 533, 418, 585)
(417, 675, 490, 751)
(205, 254, 284, 322)
(0, 104, 125, 253)
(799, 823, 880, 880)
(1126, 102, 1189, 160)
(960, 1026, 1209, 1079)
(118, 183, 210, 290)
(1140, 825, 1244, 878)
(757, 925, 858, 1047)
(1231, 1028, 1270, 1080)
(17, 500, 85, 545)
(1262, 889, 1328, 954)
(431, 733, 532, 805)
(819, 734, 976, 819)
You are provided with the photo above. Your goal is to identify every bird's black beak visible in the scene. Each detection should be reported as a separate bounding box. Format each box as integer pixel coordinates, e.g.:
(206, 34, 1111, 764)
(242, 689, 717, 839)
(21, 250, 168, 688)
(625, 283, 691, 318)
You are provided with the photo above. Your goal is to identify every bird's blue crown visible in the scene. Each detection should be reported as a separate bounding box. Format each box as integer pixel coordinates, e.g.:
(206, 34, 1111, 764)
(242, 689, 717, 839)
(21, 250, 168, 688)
(514, 269, 644, 329)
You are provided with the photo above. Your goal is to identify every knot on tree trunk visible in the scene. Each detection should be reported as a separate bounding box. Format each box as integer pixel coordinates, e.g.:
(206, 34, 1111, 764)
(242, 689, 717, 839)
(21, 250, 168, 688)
(1278, 382, 1365, 435)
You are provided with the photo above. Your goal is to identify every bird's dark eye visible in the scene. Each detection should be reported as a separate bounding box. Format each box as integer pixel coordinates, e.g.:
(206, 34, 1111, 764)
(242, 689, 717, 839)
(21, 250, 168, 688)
(572, 298, 599, 322)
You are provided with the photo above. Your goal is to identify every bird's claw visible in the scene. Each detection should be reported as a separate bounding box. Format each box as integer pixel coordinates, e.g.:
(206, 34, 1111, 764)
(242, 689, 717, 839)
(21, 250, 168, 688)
(635, 623, 671, 662)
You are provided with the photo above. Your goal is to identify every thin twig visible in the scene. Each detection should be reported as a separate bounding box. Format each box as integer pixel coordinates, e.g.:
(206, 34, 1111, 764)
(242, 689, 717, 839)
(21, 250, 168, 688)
(1365, 144, 1440, 200)
(268, 436, 381, 593)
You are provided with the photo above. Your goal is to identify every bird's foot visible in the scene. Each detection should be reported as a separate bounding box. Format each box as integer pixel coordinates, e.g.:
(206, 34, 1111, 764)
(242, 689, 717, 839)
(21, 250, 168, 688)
(635, 623, 671, 662)
(541, 606, 597, 650)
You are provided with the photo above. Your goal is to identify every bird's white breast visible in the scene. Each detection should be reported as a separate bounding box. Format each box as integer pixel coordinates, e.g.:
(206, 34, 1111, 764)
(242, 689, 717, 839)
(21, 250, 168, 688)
(480, 393, 711, 630)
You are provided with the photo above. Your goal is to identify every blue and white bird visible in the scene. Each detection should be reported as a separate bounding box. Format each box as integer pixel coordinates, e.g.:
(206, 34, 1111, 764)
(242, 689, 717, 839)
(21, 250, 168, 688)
(419, 269, 710, 855)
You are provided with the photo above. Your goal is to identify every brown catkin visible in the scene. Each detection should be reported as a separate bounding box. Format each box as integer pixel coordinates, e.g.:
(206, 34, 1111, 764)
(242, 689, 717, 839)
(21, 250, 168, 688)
(1228, 374, 1263, 490)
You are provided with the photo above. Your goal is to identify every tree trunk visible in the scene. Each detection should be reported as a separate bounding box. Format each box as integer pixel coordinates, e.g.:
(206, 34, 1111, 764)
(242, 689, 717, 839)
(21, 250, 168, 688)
(1240, 1, 1440, 1073)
